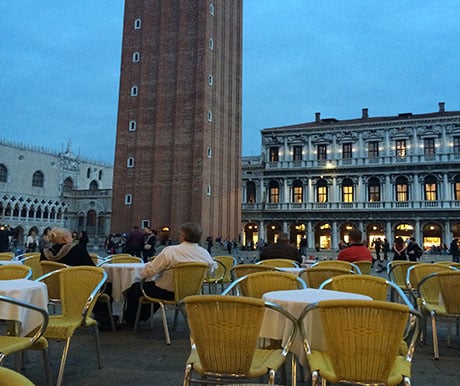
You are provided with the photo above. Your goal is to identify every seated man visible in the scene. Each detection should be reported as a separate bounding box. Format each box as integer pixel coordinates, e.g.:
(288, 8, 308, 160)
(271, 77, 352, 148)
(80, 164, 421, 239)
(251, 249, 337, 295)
(259, 232, 302, 264)
(125, 222, 216, 326)
(337, 229, 373, 262)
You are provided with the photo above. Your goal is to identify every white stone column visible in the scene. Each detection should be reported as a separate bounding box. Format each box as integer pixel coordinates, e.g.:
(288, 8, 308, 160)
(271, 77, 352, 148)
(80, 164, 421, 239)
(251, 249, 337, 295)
(332, 221, 338, 250)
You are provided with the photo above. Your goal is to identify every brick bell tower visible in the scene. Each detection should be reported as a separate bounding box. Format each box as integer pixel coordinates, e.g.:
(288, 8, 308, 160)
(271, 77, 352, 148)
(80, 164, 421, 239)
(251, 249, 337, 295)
(112, 0, 242, 242)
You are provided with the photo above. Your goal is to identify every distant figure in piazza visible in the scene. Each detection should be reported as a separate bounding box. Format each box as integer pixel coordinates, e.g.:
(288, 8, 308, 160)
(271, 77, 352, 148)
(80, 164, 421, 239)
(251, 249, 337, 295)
(259, 232, 302, 264)
(337, 229, 373, 263)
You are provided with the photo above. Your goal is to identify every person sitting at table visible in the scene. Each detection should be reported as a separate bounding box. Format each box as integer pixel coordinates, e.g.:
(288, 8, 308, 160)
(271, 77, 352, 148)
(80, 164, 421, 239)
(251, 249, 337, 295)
(40, 227, 94, 266)
(337, 229, 373, 263)
(124, 222, 216, 327)
(259, 232, 302, 264)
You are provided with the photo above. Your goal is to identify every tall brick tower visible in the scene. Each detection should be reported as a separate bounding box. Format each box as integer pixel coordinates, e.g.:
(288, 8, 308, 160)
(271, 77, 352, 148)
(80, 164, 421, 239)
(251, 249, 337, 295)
(112, 0, 242, 242)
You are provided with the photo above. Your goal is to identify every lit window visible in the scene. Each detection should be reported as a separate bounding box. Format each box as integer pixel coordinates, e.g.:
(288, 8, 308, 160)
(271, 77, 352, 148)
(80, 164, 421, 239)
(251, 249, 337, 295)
(132, 52, 140, 62)
(395, 177, 408, 201)
(134, 19, 141, 29)
(317, 179, 328, 202)
(269, 181, 279, 203)
(292, 180, 303, 203)
(342, 178, 354, 202)
(454, 175, 460, 200)
(368, 177, 381, 202)
(269, 147, 279, 162)
(395, 139, 406, 159)
(424, 176, 437, 201)
(131, 86, 138, 96)
(125, 194, 132, 205)
(129, 120, 137, 131)
(127, 157, 134, 168)
(32, 171, 44, 187)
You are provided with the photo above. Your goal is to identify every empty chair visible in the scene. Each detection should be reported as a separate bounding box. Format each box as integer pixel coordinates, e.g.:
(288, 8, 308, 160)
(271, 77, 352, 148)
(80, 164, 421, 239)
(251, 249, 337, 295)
(0, 252, 14, 261)
(353, 260, 372, 274)
(222, 270, 306, 298)
(100, 254, 143, 264)
(183, 294, 297, 385)
(39, 261, 68, 308)
(0, 367, 35, 386)
(202, 259, 226, 294)
(300, 266, 355, 289)
(19, 253, 42, 279)
(0, 264, 32, 280)
(311, 260, 361, 274)
(436, 261, 460, 270)
(214, 255, 237, 291)
(299, 299, 420, 386)
(230, 263, 276, 281)
(387, 260, 421, 301)
(257, 258, 300, 268)
(406, 263, 452, 305)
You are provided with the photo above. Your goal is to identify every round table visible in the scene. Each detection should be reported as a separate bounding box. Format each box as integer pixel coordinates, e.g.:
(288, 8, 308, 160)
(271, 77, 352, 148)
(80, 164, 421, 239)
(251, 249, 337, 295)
(100, 263, 146, 303)
(0, 279, 48, 336)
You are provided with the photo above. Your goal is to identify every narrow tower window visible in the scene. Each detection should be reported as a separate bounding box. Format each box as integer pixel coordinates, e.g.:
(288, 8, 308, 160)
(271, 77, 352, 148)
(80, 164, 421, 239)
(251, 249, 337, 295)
(209, 38, 214, 50)
(207, 111, 212, 122)
(124, 194, 132, 205)
(129, 120, 137, 131)
(207, 147, 212, 158)
(209, 4, 215, 15)
(132, 52, 140, 62)
(207, 185, 212, 196)
(131, 86, 138, 96)
(127, 157, 134, 168)
(134, 19, 141, 29)
(208, 74, 213, 86)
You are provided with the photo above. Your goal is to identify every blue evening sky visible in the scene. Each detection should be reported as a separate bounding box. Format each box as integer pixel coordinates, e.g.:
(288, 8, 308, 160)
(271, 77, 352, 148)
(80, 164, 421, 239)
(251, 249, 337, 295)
(1, 1, 459, 163)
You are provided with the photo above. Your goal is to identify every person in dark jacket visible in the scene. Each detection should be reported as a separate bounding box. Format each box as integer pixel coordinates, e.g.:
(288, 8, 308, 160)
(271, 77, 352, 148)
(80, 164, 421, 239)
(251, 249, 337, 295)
(259, 232, 302, 264)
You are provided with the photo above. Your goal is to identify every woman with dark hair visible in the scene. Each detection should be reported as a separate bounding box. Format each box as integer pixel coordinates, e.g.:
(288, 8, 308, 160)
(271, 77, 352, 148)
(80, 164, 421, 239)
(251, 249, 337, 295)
(393, 236, 407, 260)
(78, 230, 89, 249)
(38, 227, 51, 253)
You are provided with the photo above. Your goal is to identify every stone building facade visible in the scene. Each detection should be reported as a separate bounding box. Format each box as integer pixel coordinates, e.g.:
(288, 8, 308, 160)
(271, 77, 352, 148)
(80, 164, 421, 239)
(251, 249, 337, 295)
(112, 0, 242, 241)
(0, 140, 113, 248)
(241, 102, 460, 252)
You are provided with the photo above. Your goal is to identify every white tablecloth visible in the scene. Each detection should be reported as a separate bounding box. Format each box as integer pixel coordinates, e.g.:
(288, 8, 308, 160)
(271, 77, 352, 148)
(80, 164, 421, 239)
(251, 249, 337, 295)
(0, 279, 48, 336)
(0, 259, 23, 265)
(100, 263, 145, 303)
(262, 288, 371, 368)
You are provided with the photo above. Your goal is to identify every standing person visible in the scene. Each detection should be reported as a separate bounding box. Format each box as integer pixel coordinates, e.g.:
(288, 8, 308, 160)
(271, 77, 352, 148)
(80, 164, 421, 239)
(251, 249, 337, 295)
(78, 230, 89, 249)
(206, 236, 213, 255)
(450, 238, 459, 263)
(25, 228, 38, 252)
(38, 227, 51, 253)
(259, 232, 302, 264)
(373, 238, 382, 265)
(406, 237, 423, 262)
(393, 237, 407, 260)
(0, 224, 11, 252)
(142, 227, 156, 262)
(383, 238, 390, 261)
(124, 222, 216, 326)
(126, 225, 144, 257)
(337, 229, 373, 263)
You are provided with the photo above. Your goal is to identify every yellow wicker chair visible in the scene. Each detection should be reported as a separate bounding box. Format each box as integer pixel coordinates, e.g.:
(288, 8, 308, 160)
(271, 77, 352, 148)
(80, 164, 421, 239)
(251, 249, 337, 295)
(387, 260, 420, 299)
(230, 263, 276, 281)
(319, 274, 409, 302)
(222, 271, 307, 298)
(300, 266, 355, 289)
(100, 254, 143, 264)
(183, 294, 298, 385)
(0, 252, 14, 261)
(39, 261, 68, 310)
(353, 260, 372, 274)
(202, 259, 226, 294)
(435, 261, 460, 269)
(299, 299, 420, 386)
(0, 264, 32, 280)
(0, 295, 52, 386)
(133, 262, 209, 344)
(19, 253, 42, 279)
(417, 270, 460, 359)
(0, 367, 35, 386)
(36, 266, 107, 386)
(257, 258, 300, 268)
(311, 260, 362, 274)
(214, 255, 237, 290)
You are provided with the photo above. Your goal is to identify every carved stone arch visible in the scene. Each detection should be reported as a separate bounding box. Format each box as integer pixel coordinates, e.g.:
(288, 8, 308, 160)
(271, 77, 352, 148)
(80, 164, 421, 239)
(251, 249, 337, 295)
(389, 127, 412, 140)
(336, 131, 358, 145)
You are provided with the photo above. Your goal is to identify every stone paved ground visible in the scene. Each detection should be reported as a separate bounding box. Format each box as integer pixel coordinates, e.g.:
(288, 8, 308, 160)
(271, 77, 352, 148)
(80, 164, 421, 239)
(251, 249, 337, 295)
(6, 249, 460, 385)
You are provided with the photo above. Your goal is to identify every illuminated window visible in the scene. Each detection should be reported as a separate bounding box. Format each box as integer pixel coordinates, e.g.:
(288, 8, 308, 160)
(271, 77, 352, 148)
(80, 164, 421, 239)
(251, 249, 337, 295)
(454, 175, 460, 200)
(342, 178, 353, 202)
(395, 139, 406, 159)
(368, 177, 381, 202)
(395, 176, 408, 201)
(269, 180, 279, 203)
(292, 180, 303, 203)
(269, 147, 279, 162)
(424, 175, 437, 201)
(317, 179, 328, 202)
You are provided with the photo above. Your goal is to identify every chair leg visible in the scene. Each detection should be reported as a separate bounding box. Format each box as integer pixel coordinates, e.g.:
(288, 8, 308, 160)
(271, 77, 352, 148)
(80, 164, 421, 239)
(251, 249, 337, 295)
(159, 303, 171, 345)
(311, 370, 319, 386)
(431, 312, 439, 359)
(183, 364, 192, 386)
(93, 325, 102, 369)
(268, 369, 276, 385)
(56, 338, 71, 386)
(291, 353, 297, 386)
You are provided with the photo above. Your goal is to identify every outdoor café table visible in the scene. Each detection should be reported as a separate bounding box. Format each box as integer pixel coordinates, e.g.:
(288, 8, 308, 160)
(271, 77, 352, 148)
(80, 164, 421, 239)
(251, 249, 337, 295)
(100, 262, 146, 303)
(0, 279, 48, 336)
(261, 288, 372, 369)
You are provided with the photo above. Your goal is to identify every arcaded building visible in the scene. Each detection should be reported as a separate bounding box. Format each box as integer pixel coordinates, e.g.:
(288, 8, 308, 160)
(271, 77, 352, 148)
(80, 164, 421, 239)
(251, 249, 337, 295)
(112, 0, 242, 241)
(242, 103, 460, 251)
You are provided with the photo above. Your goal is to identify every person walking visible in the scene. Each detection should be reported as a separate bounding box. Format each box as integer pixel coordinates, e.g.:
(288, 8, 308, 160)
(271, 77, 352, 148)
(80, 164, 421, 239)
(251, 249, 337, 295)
(450, 238, 459, 263)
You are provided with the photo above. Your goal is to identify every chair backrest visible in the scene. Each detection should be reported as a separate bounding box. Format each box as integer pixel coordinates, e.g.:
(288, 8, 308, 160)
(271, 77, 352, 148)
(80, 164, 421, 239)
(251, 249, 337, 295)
(184, 294, 297, 376)
(0, 264, 32, 280)
(19, 253, 42, 279)
(353, 260, 372, 275)
(300, 266, 355, 289)
(103, 254, 143, 264)
(214, 255, 237, 283)
(256, 258, 299, 268)
(387, 261, 420, 288)
(406, 263, 451, 292)
(173, 262, 209, 302)
(204, 259, 226, 284)
(230, 264, 275, 281)
(39, 261, 68, 301)
(419, 271, 460, 315)
(222, 271, 306, 298)
(37, 266, 107, 320)
(0, 367, 35, 386)
(299, 299, 418, 384)
(0, 252, 14, 261)
(89, 253, 101, 266)
(435, 261, 460, 270)
(312, 260, 361, 274)
(320, 274, 390, 301)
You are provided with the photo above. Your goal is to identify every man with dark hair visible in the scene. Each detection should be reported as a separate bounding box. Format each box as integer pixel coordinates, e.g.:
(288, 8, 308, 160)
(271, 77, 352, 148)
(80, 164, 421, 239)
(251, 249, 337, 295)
(337, 229, 373, 262)
(124, 222, 216, 326)
(259, 232, 302, 264)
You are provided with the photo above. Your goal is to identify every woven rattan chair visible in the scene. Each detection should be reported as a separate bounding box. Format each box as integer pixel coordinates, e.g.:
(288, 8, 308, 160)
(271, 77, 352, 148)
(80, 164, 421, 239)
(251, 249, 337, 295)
(0, 367, 35, 386)
(38, 261, 68, 312)
(202, 259, 226, 294)
(100, 254, 143, 264)
(417, 270, 460, 359)
(319, 274, 411, 302)
(387, 260, 420, 301)
(257, 258, 300, 268)
(0, 264, 32, 280)
(214, 255, 237, 290)
(435, 261, 460, 269)
(19, 253, 42, 279)
(222, 271, 307, 298)
(300, 266, 355, 289)
(133, 262, 209, 344)
(311, 260, 362, 274)
(0, 295, 52, 386)
(230, 263, 276, 281)
(183, 294, 298, 385)
(353, 260, 372, 274)
(299, 299, 420, 386)
(37, 266, 107, 386)
(0, 252, 14, 261)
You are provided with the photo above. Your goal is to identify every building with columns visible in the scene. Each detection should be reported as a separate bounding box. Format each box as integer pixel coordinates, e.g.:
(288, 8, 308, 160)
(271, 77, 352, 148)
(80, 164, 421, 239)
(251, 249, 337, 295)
(242, 102, 460, 252)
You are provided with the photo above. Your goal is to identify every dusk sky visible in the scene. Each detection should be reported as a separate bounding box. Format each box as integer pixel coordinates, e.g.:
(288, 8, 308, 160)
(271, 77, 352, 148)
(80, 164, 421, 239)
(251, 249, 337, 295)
(1, 1, 459, 164)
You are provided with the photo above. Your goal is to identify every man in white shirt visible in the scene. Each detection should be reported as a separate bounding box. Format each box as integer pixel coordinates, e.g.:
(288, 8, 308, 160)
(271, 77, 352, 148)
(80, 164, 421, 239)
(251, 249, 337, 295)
(124, 222, 216, 326)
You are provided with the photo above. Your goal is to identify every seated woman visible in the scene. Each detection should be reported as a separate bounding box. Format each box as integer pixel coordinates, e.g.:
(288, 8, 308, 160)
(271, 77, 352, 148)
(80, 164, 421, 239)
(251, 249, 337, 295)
(40, 227, 94, 266)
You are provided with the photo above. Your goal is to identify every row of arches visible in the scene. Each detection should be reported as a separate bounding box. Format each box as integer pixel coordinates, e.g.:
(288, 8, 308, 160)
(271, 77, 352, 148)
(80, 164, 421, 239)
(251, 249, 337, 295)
(0, 201, 66, 220)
